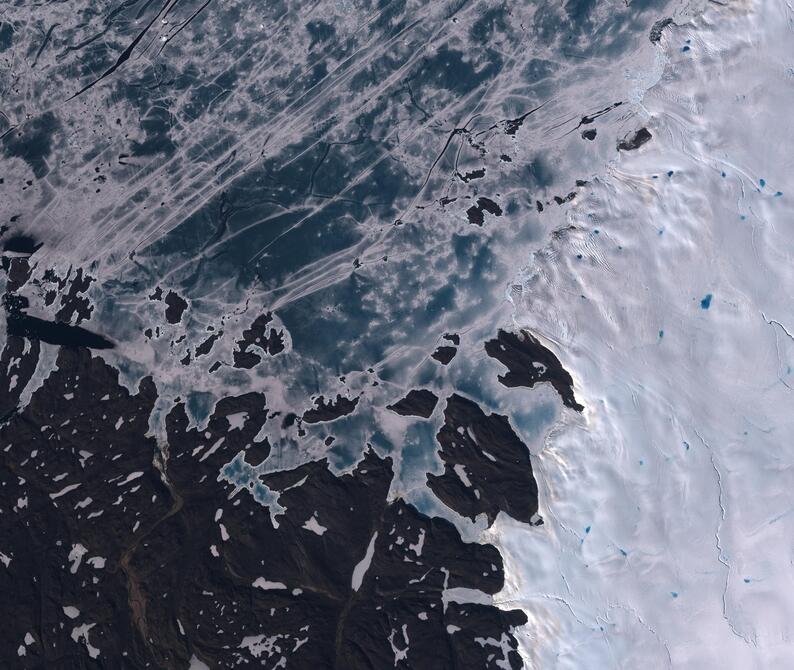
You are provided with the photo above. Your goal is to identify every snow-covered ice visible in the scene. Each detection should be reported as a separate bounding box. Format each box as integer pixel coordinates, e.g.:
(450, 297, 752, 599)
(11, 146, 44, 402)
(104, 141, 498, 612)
(490, 1, 794, 667)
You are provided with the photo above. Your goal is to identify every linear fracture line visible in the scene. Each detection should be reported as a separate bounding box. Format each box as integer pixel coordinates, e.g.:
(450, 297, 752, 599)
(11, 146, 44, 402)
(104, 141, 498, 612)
(694, 430, 753, 645)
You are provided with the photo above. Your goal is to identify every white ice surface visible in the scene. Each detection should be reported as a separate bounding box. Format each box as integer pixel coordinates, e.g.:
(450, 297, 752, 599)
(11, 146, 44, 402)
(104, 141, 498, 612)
(188, 654, 210, 670)
(351, 531, 378, 592)
(63, 606, 80, 619)
(252, 578, 287, 591)
(302, 514, 328, 536)
(490, 2, 794, 667)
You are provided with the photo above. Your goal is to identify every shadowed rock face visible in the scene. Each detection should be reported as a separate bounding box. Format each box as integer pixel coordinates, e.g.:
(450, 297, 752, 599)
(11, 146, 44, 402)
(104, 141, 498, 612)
(387, 389, 439, 418)
(195, 330, 222, 357)
(617, 127, 652, 151)
(485, 329, 584, 412)
(233, 312, 285, 369)
(429, 333, 461, 365)
(0, 253, 542, 669)
(303, 393, 359, 423)
(0, 348, 526, 669)
(431, 346, 457, 365)
(649, 17, 674, 43)
(164, 290, 188, 324)
(428, 393, 539, 526)
(466, 196, 503, 225)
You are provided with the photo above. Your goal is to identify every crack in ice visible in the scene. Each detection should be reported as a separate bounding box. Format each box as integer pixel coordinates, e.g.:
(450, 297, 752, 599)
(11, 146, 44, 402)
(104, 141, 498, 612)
(761, 313, 793, 391)
(694, 430, 753, 646)
(605, 602, 673, 669)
